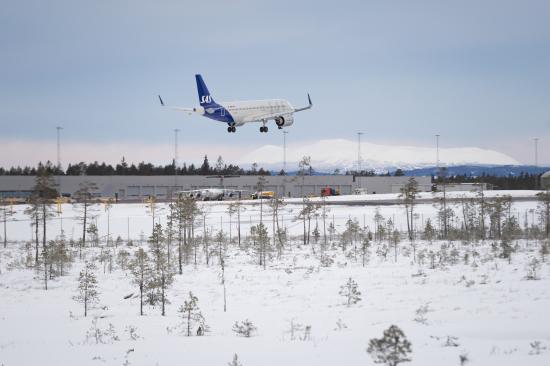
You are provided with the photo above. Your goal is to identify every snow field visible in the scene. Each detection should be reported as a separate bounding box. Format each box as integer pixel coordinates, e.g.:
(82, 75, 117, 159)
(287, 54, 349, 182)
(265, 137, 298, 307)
(0, 195, 549, 365)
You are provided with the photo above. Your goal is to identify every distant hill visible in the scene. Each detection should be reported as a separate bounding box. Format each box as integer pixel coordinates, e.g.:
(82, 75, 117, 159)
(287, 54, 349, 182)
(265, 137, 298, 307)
(278, 165, 549, 177)
(239, 138, 520, 173)
(403, 165, 550, 177)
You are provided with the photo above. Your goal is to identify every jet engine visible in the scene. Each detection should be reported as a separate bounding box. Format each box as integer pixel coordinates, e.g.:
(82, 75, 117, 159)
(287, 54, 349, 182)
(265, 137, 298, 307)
(275, 114, 294, 127)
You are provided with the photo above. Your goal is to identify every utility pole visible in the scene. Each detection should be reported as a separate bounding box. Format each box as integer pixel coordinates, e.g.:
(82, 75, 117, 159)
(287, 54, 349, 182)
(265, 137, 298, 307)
(56, 126, 63, 171)
(283, 131, 288, 174)
(357, 132, 363, 173)
(283, 131, 289, 198)
(534, 137, 540, 190)
(534, 137, 539, 167)
(174, 128, 180, 189)
(435, 134, 440, 170)
(56, 126, 63, 190)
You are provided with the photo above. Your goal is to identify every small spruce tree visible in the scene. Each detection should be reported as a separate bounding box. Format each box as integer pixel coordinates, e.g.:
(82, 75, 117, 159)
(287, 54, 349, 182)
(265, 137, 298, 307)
(74, 261, 100, 317)
(128, 248, 151, 316)
(178, 291, 206, 336)
(228, 354, 242, 366)
(339, 277, 361, 306)
(367, 325, 412, 366)
(232, 319, 257, 337)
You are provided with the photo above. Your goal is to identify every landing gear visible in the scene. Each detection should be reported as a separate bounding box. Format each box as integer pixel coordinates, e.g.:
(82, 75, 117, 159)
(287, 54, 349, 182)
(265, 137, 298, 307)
(227, 126, 236, 133)
(260, 120, 268, 133)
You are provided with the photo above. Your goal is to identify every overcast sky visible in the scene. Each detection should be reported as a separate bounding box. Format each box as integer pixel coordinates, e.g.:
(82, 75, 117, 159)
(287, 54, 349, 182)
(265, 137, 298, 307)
(1, 0, 549, 166)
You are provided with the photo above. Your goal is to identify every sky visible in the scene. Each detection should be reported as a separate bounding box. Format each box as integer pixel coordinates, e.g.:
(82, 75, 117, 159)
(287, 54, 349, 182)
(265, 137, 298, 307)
(1, 0, 549, 167)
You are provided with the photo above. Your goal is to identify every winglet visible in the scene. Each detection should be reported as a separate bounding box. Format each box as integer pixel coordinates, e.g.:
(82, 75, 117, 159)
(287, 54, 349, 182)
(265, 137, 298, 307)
(158, 95, 165, 106)
(294, 93, 313, 113)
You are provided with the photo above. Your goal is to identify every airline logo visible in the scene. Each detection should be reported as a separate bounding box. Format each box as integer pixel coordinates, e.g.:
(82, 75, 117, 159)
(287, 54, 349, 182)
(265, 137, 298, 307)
(201, 95, 212, 104)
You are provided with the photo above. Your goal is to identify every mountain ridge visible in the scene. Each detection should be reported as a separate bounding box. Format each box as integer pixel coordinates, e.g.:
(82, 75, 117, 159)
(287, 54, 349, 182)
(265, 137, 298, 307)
(238, 138, 521, 172)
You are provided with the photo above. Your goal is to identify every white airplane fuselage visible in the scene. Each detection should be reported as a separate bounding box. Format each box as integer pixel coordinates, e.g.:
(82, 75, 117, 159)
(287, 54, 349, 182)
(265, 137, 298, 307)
(198, 99, 295, 127)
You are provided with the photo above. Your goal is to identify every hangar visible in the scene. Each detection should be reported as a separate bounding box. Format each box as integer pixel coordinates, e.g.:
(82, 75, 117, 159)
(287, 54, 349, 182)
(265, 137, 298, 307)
(0, 175, 434, 201)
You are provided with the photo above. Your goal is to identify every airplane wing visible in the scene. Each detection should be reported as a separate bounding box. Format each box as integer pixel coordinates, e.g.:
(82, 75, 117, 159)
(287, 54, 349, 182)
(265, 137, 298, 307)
(158, 95, 194, 114)
(240, 94, 312, 122)
(294, 93, 312, 112)
(241, 111, 282, 123)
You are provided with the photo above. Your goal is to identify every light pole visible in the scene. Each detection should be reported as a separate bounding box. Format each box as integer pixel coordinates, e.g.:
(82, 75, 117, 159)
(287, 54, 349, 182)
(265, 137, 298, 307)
(534, 138, 539, 167)
(283, 131, 288, 197)
(174, 128, 180, 189)
(357, 132, 364, 173)
(56, 126, 63, 191)
(56, 126, 63, 172)
(283, 131, 288, 174)
(435, 134, 440, 170)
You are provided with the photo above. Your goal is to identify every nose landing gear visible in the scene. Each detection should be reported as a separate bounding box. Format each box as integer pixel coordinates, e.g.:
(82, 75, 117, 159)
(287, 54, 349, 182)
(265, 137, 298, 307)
(227, 126, 236, 133)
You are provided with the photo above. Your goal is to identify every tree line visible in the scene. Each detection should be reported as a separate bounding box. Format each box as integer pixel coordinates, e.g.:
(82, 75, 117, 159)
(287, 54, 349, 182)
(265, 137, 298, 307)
(0, 156, 271, 176)
(434, 171, 542, 190)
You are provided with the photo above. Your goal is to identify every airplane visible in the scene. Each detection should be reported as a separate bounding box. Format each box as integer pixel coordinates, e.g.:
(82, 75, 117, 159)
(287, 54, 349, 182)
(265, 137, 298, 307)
(158, 74, 312, 133)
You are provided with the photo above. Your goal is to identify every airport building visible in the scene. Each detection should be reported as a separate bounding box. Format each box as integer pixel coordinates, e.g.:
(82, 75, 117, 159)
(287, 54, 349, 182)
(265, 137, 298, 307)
(0, 175, 434, 201)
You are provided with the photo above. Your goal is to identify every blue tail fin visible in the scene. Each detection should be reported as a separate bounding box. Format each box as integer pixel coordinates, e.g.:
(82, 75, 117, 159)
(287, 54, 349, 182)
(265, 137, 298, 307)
(195, 74, 216, 106)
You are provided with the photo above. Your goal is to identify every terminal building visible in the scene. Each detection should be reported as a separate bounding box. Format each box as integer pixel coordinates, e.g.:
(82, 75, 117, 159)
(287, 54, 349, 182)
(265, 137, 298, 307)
(0, 175, 434, 201)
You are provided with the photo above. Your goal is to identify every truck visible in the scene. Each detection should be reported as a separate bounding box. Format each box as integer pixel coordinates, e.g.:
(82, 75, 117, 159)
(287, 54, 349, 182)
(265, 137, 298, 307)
(320, 187, 340, 197)
(251, 191, 276, 199)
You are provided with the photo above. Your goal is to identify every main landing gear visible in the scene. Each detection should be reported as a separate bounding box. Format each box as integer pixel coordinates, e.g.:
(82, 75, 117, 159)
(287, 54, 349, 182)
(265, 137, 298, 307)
(227, 126, 236, 133)
(260, 120, 268, 133)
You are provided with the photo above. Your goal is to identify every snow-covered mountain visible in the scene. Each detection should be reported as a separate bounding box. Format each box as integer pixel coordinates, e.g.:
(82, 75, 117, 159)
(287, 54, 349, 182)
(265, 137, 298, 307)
(238, 139, 520, 172)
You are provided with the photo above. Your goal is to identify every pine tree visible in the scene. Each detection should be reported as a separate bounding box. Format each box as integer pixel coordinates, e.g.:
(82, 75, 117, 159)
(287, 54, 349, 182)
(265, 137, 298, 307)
(178, 291, 206, 336)
(0, 199, 15, 248)
(399, 178, 420, 240)
(73, 181, 98, 258)
(227, 201, 245, 248)
(32, 172, 57, 290)
(339, 277, 361, 306)
(147, 223, 173, 316)
(227, 354, 242, 366)
(536, 191, 550, 238)
(200, 155, 210, 175)
(129, 248, 151, 316)
(255, 223, 270, 269)
(232, 319, 257, 337)
(392, 229, 401, 263)
(24, 199, 41, 265)
(423, 219, 435, 243)
(74, 261, 100, 317)
(87, 222, 99, 247)
(148, 223, 165, 271)
(367, 325, 412, 366)
(50, 236, 71, 277)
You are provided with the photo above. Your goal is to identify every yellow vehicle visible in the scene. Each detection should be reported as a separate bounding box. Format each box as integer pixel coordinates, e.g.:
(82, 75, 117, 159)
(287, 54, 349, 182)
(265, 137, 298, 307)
(251, 191, 276, 199)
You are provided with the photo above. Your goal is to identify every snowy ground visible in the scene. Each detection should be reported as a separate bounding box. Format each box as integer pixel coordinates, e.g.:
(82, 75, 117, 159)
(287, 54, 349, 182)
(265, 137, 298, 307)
(1, 191, 549, 365)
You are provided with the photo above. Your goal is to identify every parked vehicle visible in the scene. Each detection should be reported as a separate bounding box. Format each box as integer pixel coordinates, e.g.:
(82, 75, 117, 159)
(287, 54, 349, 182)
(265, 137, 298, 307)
(251, 191, 276, 199)
(321, 187, 340, 197)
